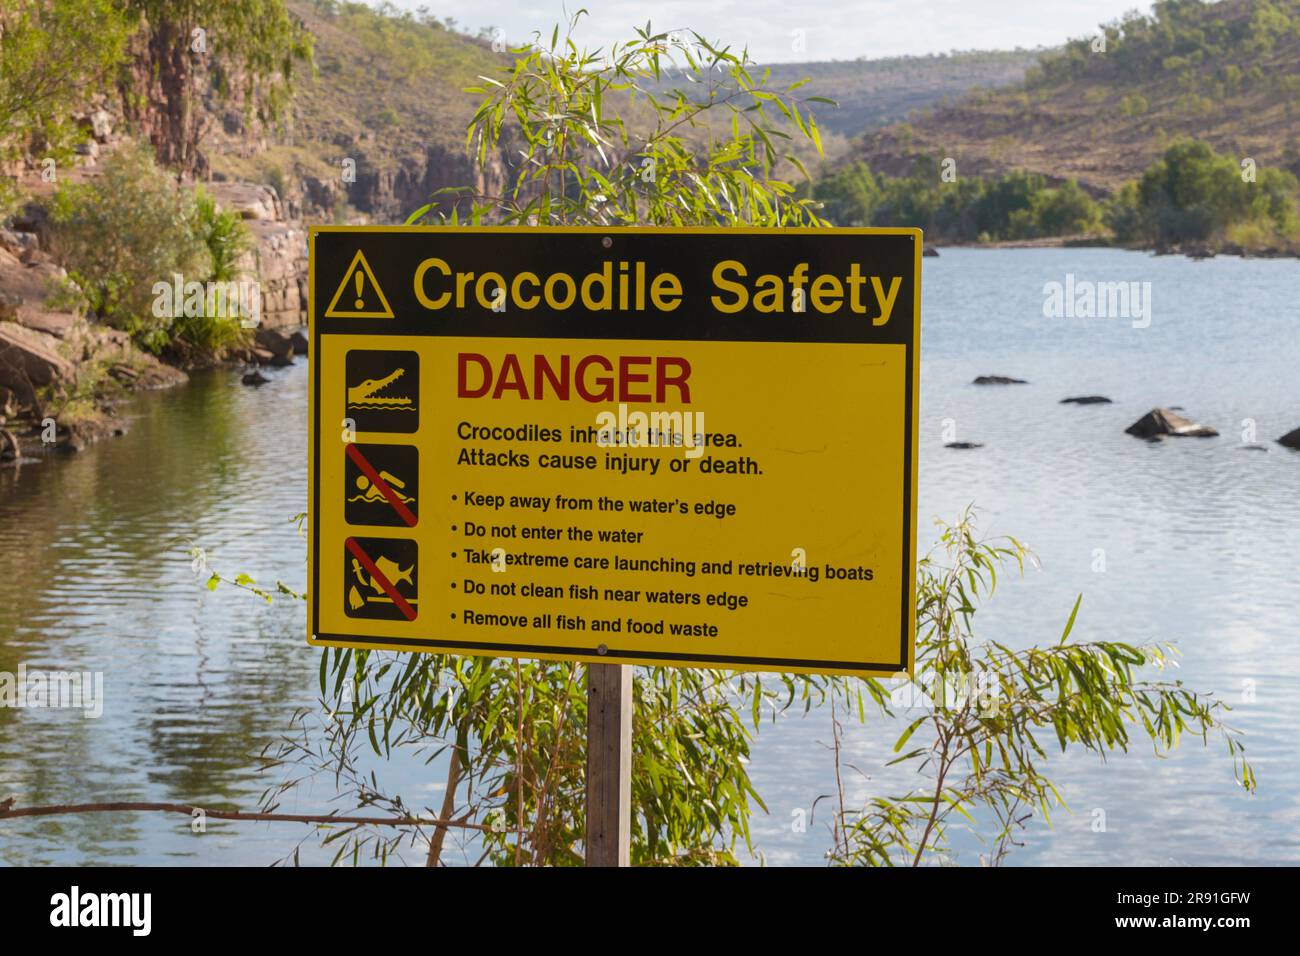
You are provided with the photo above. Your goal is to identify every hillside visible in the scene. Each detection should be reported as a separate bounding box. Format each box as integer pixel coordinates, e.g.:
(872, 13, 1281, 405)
(851, 0, 1300, 195)
(208, 0, 511, 220)
(207, 4, 1046, 222)
(763, 51, 1042, 137)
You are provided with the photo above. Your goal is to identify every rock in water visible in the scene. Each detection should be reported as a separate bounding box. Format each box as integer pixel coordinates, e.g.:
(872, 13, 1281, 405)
(973, 375, 1028, 385)
(944, 441, 984, 449)
(1278, 427, 1300, 450)
(1061, 396, 1112, 405)
(289, 330, 308, 355)
(255, 328, 294, 363)
(242, 370, 270, 387)
(923, 245, 940, 257)
(1125, 408, 1218, 439)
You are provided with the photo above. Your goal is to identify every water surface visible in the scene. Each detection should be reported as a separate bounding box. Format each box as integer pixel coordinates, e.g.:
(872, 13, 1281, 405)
(2, 247, 1297, 865)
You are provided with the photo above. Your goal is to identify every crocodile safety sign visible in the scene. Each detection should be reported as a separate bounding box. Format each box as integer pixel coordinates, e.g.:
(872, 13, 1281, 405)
(308, 226, 921, 676)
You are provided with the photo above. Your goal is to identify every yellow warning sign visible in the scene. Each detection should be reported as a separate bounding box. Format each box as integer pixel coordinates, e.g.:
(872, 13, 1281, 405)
(308, 226, 920, 677)
(324, 249, 394, 319)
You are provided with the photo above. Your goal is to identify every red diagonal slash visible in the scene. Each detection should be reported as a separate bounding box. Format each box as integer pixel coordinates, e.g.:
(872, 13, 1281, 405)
(345, 537, 417, 621)
(346, 443, 418, 527)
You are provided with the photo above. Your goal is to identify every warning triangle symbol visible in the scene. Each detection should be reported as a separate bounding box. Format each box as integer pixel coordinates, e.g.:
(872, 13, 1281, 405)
(324, 249, 395, 319)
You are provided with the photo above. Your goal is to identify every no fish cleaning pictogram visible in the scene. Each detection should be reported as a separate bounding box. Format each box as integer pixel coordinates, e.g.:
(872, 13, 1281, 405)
(344, 536, 418, 622)
(324, 249, 394, 319)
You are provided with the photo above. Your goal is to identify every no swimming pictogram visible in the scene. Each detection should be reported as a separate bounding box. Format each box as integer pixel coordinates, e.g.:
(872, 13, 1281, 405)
(344, 442, 418, 528)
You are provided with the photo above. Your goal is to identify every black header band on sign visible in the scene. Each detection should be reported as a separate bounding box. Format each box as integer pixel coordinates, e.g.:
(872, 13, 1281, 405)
(312, 226, 919, 346)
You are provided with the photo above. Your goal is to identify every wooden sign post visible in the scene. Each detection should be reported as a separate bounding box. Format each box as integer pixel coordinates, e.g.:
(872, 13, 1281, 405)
(585, 662, 632, 866)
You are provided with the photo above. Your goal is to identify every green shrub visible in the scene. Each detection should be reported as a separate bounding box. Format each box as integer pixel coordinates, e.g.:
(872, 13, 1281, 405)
(1103, 181, 1147, 243)
(1106, 140, 1300, 249)
(1118, 93, 1148, 116)
(49, 144, 252, 357)
(170, 188, 252, 357)
(844, 161, 1102, 241)
(813, 161, 881, 226)
(1025, 180, 1103, 236)
(194, 187, 250, 282)
(0, 0, 129, 216)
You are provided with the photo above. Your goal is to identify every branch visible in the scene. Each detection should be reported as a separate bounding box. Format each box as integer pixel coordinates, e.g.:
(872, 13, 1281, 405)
(0, 801, 495, 832)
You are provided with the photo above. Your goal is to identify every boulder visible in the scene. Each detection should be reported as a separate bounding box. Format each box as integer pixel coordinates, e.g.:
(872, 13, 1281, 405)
(1125, 408, 1218, 439)
(922, 245, 940, 257)
(241, 369, 270, 387)
(0, 229, 39, 256)
(1278, 427, 1300, 450)
(0, 323, 75, 407)
(944, 441, 984, 449)
(77, 108, 114, 142)
(254, 327, 294, 360)
(1060, 396, 1112, 405)
(302, 175, 339, 214)
(207, 182, 280, 221)
(0, 291, 20, 323)
(974, 375, 1028, 385)
(289, 330, 308, 355)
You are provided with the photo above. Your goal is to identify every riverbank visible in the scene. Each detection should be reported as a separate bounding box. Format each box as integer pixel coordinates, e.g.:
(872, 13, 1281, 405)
(930, 233, 1300, 259)
(1, 172, 308, 466)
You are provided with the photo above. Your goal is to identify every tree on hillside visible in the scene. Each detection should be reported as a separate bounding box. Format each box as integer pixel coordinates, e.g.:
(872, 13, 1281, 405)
(813, 161, 882, 226)
(1108, 139, 1300, 247)
(0, 0, 128, 211)
(118, 1, 313, 176)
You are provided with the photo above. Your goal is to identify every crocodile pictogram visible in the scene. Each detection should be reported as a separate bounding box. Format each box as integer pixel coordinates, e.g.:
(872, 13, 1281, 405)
(347, 367, 413, 408)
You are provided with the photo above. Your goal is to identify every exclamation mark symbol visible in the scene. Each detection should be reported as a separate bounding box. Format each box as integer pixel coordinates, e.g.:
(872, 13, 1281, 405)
(354, 269, 365, 310)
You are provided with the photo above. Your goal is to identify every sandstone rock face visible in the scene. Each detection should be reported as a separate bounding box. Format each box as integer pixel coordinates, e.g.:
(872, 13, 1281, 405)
(243, 219, 308, 331)
(0, 323, 76, 407)
(1125, 408, 1219, 439)
(0, 231, 184, 420)
(302, 176, 338, 214)
(342, 142, 508, 221)
(85, 108, 115, 141)
(208, 182, 281, 221)
(208, 182, 308, 331)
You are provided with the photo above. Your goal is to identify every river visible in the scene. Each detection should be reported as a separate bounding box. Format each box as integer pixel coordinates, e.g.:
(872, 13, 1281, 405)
(2, 247, 1297, 865)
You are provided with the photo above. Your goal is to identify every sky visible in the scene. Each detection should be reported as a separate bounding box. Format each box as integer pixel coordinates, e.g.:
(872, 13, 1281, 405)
(375, 0, 1157, 62)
